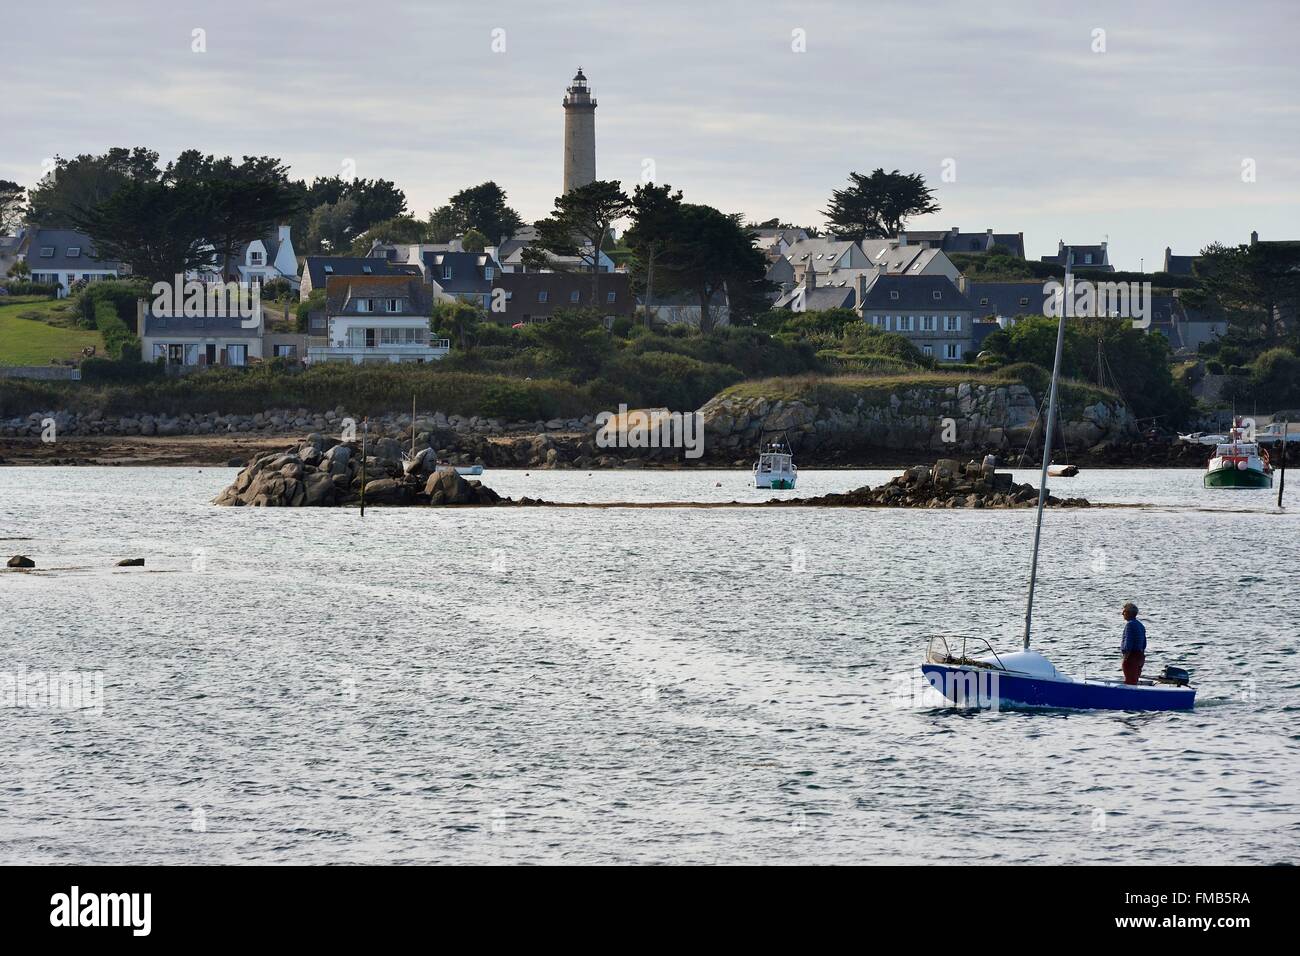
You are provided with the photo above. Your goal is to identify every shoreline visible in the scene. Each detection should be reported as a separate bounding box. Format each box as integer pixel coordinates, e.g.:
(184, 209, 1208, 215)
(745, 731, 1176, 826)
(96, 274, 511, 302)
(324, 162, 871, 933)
(0, 434, 1211, 469)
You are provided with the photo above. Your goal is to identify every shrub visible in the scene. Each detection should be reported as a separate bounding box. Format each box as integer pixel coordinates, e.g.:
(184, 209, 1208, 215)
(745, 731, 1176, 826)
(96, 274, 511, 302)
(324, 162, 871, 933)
(296, 290, 325, 333)
(1249, 348, 1300, 409)
(997, 362, 1050, 395)
(81, 358, 164, 383)
(93, 300, 140, 360)
(261, 278, 293, 300)
(1205, 360, 1225, 375)
(1, 281, 60, 298)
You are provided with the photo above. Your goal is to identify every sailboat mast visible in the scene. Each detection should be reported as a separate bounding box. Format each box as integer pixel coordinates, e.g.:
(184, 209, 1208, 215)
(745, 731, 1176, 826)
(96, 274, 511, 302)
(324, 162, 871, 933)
(1023, 262, 1072, 650)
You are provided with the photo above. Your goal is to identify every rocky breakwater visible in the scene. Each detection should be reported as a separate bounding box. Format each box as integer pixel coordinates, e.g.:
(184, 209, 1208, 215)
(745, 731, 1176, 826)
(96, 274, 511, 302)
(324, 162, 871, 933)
(213, 434, 524, 507)
(785, 457, 1091, 508)
(700, 382, 1135, 461)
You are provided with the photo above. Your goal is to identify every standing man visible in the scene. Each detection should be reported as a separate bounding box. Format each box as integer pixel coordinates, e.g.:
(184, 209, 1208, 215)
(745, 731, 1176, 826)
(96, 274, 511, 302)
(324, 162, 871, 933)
(1120, 602, 1146, 684)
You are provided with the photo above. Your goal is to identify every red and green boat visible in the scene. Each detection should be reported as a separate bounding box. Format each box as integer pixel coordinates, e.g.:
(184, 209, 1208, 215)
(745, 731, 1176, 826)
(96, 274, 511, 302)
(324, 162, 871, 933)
(1203, 419, 1273, 489)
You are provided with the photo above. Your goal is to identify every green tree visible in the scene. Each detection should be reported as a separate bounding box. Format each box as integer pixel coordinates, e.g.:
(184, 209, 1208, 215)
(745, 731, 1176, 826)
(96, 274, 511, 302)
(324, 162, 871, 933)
(0, 180, 26, 233)
(1194, 241, 1300, 345)
(27, 148, 161, 227)
(1249, 347, 1300, 409)
(623, 182, 684, 326)
(164, 153, 299, 278)
(73, 178, 212, 282)
(349, 215, 429, 255)
(448, 182, 523, 245)
(306, 197, 359, 254)
(822, 168, 940, 240)
(655, 204, 771, 332)
(527, 180, 632, 306)
(425, 205, 462, 243)
(460, 228, 488, 252)
(432, 299, 485, 352)
(522, 309, 614, 376)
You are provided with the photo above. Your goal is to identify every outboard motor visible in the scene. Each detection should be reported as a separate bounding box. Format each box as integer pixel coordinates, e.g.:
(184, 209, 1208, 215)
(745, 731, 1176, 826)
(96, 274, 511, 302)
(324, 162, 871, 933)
(1157, 665, 1191, 687)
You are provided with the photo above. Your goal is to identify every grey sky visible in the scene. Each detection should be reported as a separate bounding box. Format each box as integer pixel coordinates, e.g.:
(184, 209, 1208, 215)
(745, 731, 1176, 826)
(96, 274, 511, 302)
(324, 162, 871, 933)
(3, 0, 1297, 269)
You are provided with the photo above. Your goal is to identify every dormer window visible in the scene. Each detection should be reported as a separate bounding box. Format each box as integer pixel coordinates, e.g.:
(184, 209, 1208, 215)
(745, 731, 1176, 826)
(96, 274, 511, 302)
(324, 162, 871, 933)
(889, 290, 900, 300)
(979, 297, 989, 306)
(39, 246, 54, 258)
(932, 290, 942, 300)
(386, 298, 400, 312)
(357, 298, 373, 313)
(1018, 297, 1029, 306)
(250, 251, 264, 265)
(442, 266, 453, 280)
(67, 247, 81, 258)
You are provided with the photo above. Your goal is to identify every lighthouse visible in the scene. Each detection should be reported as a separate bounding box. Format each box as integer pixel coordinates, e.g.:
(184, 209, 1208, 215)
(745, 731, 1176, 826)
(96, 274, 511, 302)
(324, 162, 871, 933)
(562, 67, 597, 193)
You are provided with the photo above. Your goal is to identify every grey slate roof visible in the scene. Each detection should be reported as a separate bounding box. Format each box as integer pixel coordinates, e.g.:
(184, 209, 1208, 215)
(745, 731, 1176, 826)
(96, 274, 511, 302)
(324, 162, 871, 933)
(784, 238, 859, 272)
(26, 228, 124, 272)
(422, 251, 502, 294)
(967, 281, 1050, 319)
(303, 256, 417, 288)
(858, 274, 974, 312)
(774, 285, 857, 311)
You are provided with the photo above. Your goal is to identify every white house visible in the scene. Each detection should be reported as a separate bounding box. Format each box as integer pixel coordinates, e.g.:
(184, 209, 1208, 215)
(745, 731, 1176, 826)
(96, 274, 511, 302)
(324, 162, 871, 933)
(139, 294, 264, 367)
(307, 275, 449, 364)
(21, 228, 126, 297)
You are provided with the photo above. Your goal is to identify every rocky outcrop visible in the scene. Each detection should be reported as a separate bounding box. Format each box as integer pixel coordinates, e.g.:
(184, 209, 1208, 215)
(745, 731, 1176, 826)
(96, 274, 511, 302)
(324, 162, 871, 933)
(7, 555, 35, 568)
(779, 458, 1090, 509)
(700, 382, 1135, 462)
(213, 434, 509, 507)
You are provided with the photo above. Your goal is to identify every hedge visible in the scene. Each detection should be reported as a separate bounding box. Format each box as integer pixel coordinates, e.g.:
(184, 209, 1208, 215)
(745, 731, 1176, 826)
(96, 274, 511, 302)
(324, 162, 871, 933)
(93, 300, 140, 361)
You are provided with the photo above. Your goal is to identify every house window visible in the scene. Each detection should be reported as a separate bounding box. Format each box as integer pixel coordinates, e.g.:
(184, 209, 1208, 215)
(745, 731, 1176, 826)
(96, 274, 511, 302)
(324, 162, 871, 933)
(943, 343, 960, 361)
(921, 315, 936, 332)
(1018, 297, 1028, 306)
(979, 297, 989, 306)
(323, 265, 334, 274)
(538, 291, 549, 303)
(606, 291, 616, 303)
(1084, 253, 1094, 264)
(274, 344, 298, 359)
(362, 264, 373, 274)
(932, 290, 942, 300)
(922, 345, 933, 356)
(357, 298, 373, 313)
(67, 247, 81, 258)
(889, 290, 900, 300)
(39, 246, 54, 258)
(250, 251, 264, 265)
(944, 315, 962, 332)
(386, 298, 400, 312)
(442, 266, 453, 280)
(569, 290, 581, 303)
(484, 267, 494, 280)
(897, 315, 913, 332)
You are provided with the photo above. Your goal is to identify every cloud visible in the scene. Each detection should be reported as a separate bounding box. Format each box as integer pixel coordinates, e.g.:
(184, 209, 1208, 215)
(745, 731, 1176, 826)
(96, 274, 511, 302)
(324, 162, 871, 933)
(2, 0, 1297, 268)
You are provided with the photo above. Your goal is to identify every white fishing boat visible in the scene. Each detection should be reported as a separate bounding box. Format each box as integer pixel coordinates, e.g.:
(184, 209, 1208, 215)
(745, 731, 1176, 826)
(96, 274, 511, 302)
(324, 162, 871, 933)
(920, 259, 1196, 712)
(1203, 418, 1272, 489)
(753, 439, 797, 490)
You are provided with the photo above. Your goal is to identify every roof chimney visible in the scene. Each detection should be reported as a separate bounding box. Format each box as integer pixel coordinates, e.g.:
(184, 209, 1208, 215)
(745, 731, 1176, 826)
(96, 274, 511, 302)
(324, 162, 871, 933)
(1250, 230, 1259, 245)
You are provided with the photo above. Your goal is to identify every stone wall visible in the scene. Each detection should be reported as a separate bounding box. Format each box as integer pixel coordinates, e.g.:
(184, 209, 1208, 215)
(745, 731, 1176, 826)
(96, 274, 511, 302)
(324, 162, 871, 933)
(700, 382, 1135, 459)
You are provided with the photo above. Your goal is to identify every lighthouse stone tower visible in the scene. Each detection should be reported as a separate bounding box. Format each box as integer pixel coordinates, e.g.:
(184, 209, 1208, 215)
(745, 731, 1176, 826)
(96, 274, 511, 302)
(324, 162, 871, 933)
(562, 67, 597, 193)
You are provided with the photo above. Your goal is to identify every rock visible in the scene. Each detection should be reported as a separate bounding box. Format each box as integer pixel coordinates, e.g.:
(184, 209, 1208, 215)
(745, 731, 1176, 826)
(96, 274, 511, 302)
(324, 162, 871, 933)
(7, 555, 35, 568)
(116, 558, 145, 567)
(362, 478, 408, 504)
(225, 457, 245, 468)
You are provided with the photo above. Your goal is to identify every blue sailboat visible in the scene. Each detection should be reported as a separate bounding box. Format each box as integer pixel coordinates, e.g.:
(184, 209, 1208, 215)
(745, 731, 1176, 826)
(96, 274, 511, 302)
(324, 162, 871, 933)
(920, 260, 1196, 712)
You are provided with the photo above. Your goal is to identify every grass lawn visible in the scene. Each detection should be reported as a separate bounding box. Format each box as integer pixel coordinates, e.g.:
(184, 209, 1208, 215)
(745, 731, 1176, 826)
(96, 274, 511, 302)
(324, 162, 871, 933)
(0, 299, 106, 366)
